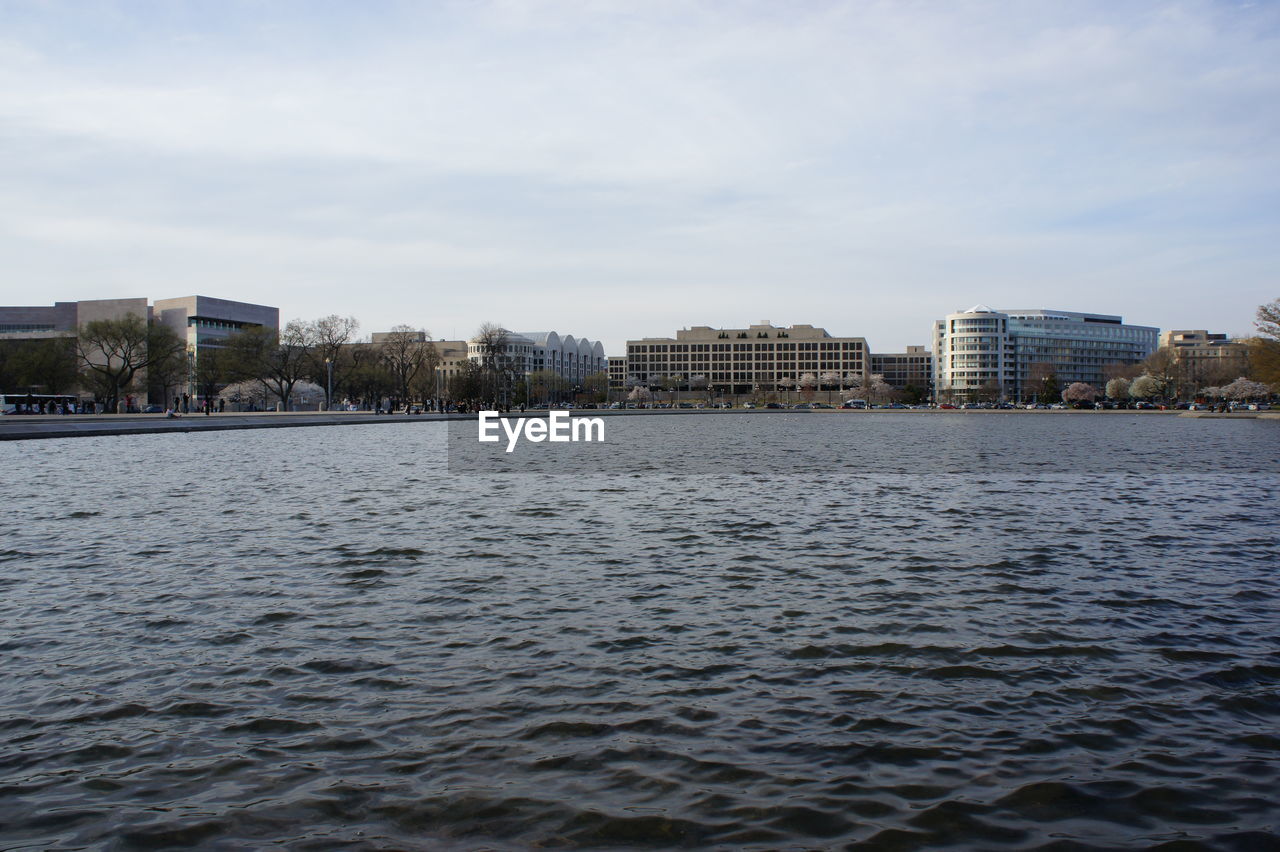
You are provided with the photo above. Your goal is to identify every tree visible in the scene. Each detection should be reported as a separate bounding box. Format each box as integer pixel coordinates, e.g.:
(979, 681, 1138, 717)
(347, 346, 395, 410)
(1062, 382, 1100, 406)
(148, 342, 188, 408)
(820, 370, 842, 403)
(473, 323, 516, 406)
(527, 369, 566, 406)
(1256, 297, 1280, 341)
(899, 383, 926, 404)
(582, 371, 609, 403)
(380, 325, 437, 405)
(660, 374, 682, 404)
(1103, 361, 1143, 382)
(1223, 377, 1270, 400)
(1142, 348, 1180, 399)
(304, 315, 359, 409)
(798, 372, 817, 401)
(1248, 337, 1280, 389)
(689, 374, 710, 403)
(219, 379, 272, 411)
(1027, 362, 1059, 404)
(447, 359, 484, 407)
(1130, 374, 1163, 400)
(0, 337, 79, 394)
(195, 346, 230, 409)
(223, 321, 311, 410)
(1105, 377, 1130, 401)
(76, 315, 186, 411)
(865, 373, 891, 404)
(627, 385, 652, 404)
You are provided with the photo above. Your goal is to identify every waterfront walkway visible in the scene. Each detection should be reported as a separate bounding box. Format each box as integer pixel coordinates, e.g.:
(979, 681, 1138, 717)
(4, 407, 1273, 441)
(0, 410, 462, 441)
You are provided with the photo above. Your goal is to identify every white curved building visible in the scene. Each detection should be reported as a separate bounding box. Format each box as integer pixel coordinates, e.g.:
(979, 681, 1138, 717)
(467, 329, 608, 385)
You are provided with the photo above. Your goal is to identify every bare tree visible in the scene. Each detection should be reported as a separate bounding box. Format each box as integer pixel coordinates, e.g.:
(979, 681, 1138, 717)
(76, 315, 186, 411)
(380, 325, 437, 405)
(473, 323, 518, 406)
(195, 346, 230, 411)
(304, 315, 359, 409)
(224, 321, 312, 410)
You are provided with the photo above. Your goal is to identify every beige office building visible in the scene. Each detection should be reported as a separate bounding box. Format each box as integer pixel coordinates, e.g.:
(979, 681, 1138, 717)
(625, 322, 869, 396)
(871, 345, 933, 394)
(1159, 329, 1251, 387)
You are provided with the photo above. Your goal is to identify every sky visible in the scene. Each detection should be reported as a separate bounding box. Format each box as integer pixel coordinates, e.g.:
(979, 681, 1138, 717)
(1, 0, 1277, 353)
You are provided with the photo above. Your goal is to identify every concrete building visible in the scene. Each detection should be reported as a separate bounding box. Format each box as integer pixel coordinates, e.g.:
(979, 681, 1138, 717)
(1, 295, 278, 404)
(932, 305, 1158, 402)
(0, 298, 150, 341)
(625, 322, 869, 397)
(1159, 329, 1251, 388)
(153, 295, 279, 356)
(871, 345, 933, 397)
(432, 340, 472, 384)
(608, 356, 628, 394)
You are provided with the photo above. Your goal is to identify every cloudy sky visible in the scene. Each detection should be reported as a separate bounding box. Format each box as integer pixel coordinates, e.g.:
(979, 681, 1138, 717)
(2, 0, 1277, 352)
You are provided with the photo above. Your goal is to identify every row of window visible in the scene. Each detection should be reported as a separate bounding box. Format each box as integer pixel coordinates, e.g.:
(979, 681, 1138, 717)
(630, 341, 864, 354)
(0, 323, 58, 333)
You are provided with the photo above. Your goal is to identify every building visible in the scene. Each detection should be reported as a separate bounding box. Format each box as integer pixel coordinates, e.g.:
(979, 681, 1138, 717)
(871, 345, 933, 397)
(431, 340, 471, 386)
(932, 305, 1158, 402)
(0, 298, 150, 340)
(1, 295, 278, 404)
(153, 295, 279, 359)
(1158, 330, 1251, 389)
(608, 356, 627, 394)
(468, 330, 608, 385)
(625, 321, 869, 397)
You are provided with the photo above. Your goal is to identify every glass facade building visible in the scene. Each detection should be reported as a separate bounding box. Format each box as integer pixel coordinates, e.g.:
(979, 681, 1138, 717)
(933, 306, 1157, 402)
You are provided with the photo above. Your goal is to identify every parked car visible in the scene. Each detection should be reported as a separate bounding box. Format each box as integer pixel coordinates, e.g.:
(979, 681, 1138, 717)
(792, 403, 813, 410)
(765, 402, 783, 409)
(841, 399, 868, 409)
(812, 402, 834, 409)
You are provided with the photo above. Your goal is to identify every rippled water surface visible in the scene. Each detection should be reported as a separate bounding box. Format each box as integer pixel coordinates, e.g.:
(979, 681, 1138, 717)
(4, 415, 1279, 850)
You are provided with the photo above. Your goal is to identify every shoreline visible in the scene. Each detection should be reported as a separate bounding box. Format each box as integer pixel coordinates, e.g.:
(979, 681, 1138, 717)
(4, 406, 1273, 442)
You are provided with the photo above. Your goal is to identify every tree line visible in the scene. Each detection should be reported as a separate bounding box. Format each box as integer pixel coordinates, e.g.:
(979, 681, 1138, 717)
(0, 316, 613, 412)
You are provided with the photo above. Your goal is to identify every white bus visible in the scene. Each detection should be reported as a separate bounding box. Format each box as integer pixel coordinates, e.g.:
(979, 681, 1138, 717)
(0, 393, 81, 414)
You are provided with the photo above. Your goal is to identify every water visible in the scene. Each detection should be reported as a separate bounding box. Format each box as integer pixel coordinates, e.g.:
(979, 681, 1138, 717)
(3, 414, 1278, 849)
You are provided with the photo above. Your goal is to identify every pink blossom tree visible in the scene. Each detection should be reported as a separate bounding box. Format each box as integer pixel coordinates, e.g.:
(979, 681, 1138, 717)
(1062, 382, 1100, 405)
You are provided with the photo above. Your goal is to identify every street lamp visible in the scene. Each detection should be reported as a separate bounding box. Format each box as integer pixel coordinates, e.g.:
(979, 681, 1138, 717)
(325, 357, 333, 411)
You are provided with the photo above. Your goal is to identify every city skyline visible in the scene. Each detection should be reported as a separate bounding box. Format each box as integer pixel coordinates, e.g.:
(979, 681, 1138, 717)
(2, 1, 1277, 355)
